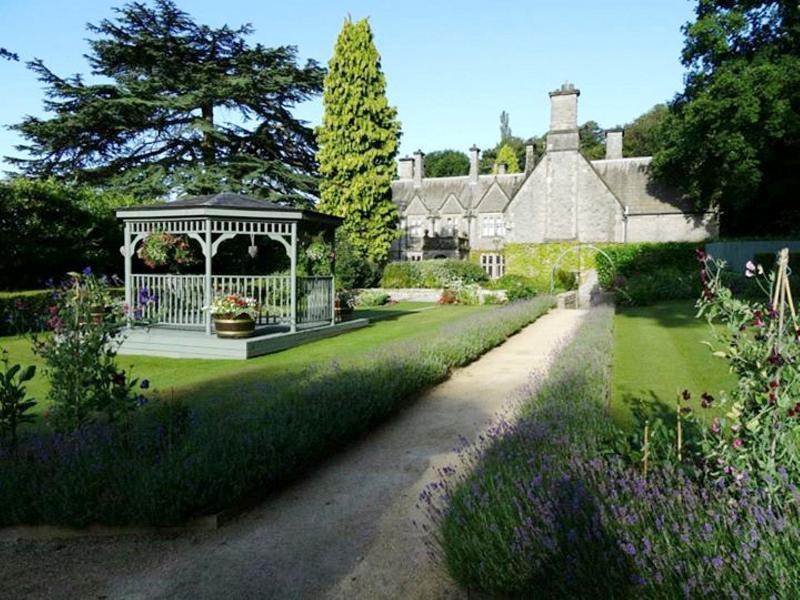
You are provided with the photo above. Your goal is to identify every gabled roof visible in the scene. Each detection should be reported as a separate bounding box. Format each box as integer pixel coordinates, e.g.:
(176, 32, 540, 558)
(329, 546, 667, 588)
(391, 173, 527, 213)
(590, 157, 699, 214)
(475, 181, 511, 212)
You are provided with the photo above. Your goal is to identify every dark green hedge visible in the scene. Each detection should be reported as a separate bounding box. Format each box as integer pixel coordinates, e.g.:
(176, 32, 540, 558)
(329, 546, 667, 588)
(0, 290, 53, 335)
(596, 242, 701, 305)
(0, 178, 141, 290)
(381, 259, 488, 288)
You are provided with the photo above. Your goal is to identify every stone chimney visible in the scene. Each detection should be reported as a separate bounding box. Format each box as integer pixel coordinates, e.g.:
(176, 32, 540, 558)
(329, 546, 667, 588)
(546, 82, 580, 152)
(469, 144, 480, 184)
(497, 163, 507, 175)
(413, 149, 425, 187)
(525, 144, 535, 174)
(605, 129, 623, 159)
(397, 156, 414, 180)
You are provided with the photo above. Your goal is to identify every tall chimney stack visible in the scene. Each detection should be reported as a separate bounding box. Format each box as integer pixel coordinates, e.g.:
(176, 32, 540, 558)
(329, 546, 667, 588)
(469, 144, 480, 184)
(413, 149, 425, 187)
(605, 129, 623, 159)
(524, 144, 535, 174)
(546, 82, 580, 152)
(397, 156, 414, 179)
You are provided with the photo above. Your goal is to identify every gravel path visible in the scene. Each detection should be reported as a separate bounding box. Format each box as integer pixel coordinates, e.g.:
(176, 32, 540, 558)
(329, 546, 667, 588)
(0, 308, 587, 600)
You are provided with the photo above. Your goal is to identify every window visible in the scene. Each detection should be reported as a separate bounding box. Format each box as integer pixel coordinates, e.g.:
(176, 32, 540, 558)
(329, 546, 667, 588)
(481, 214, 505, 237)
(480, 253, 505, 279)
(408, 218, 423, 238)
(441, 216, 458, 236)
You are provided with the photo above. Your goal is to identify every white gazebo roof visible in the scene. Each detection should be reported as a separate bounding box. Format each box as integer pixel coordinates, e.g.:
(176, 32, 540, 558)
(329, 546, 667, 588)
(116, 192, 342, 226)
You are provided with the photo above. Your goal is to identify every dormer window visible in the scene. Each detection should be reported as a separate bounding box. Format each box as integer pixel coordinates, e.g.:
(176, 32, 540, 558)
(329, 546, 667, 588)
(481, 214, 505, 237)
(408, 217, 424, 238)
(441, 216, 458, 236)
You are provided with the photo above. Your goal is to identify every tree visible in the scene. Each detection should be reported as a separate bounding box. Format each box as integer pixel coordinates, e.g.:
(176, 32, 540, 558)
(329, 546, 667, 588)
(499, 110, 512, 142)
(651, 0, 800, 235)
(579, 120, 606, 160)
(0, 48, 18, 61)
(424, 150, 469, 177)
(493, 144, 521, 173)
(7, 0, 324, 201)
(622, 104, 669, 157)
(316, 17, 401, 263)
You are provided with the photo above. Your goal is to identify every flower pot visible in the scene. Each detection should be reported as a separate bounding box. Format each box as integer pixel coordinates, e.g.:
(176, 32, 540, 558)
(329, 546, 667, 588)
(213, 316, 256, 339)
(90, 305, 109, 324)
(334, 299, 353, 323)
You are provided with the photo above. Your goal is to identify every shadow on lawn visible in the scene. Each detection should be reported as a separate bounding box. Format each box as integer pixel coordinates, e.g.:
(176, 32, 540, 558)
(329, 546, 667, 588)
(616, 300, 705, 329)
(353, 307, 417, 323)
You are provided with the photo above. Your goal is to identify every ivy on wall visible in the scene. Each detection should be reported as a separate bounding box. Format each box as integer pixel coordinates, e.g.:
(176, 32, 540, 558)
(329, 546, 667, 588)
(470, 243, 614, 290)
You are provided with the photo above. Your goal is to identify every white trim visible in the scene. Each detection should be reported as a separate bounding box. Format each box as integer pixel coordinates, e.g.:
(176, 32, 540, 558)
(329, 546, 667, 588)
(116, 207, 306, 220)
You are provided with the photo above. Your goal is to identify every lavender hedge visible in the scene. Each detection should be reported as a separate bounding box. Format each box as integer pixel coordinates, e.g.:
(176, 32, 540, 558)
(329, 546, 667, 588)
(0, 297, 554, 527)
(424, 306, 800, 597)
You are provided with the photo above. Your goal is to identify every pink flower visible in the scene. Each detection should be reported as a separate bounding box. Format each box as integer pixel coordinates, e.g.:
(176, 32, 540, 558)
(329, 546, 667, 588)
(732, 438, 744, 449)
(710, 417, 721, 433)
(745, 261, 756, 278)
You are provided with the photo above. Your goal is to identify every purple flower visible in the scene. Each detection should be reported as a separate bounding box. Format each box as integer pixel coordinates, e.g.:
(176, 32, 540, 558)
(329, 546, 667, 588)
(82, 266, 93, 276)
(140, 379, 150, 390)
(711, 556, 723, 569)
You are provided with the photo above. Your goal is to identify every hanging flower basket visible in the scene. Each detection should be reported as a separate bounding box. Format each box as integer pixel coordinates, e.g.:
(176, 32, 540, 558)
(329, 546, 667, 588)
(205, 293, 259, 339)
(137, 231, 198, 271)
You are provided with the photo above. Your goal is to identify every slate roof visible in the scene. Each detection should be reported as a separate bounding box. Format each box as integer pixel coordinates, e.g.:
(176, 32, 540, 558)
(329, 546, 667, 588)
(391, 173, 527, 213)
(129, 192, 290, 211)
(590, 157, 695, 214)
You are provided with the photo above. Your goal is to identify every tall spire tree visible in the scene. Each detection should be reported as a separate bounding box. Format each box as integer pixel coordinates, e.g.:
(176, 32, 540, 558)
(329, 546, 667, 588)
(7, 0, 324, 202)
(316, 17, 401, 263)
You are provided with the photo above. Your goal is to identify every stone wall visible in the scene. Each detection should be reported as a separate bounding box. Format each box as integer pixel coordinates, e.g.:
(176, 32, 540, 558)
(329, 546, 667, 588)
(626, 212, 718, 243)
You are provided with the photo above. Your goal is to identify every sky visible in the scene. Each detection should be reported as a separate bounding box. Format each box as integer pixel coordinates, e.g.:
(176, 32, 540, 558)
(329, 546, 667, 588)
(0, 0, 696, 171)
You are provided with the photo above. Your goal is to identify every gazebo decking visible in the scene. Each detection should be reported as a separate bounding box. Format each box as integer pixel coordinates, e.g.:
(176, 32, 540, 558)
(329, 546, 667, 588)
(115, 193, 363, 359)
(118, 318, 368, 359)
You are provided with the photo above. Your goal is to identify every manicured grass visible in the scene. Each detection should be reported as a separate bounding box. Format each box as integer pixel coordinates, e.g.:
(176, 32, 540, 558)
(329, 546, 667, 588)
(0, 301, 488, 411)
(612, 300, 735, 428)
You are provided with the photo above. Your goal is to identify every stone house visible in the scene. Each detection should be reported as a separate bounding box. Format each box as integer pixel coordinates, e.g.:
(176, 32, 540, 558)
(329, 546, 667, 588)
(390, 83, 718, 277)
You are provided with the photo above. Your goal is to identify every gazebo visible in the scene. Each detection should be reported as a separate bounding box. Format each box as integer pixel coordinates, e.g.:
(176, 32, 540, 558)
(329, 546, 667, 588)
(115, 193, 367, 359)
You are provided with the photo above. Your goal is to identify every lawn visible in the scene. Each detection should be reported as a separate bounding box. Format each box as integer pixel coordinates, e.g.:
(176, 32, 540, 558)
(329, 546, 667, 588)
(612, 300, 736, 428)
(1, 301, 489, 411)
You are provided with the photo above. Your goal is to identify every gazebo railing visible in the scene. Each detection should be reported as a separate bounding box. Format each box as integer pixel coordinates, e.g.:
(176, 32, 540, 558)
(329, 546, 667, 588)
(297, 276, 334, 324)
(130, 273, 333, 328)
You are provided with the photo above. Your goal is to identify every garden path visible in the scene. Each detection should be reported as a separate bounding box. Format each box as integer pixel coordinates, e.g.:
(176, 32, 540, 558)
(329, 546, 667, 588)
(1, 308, 587, 600)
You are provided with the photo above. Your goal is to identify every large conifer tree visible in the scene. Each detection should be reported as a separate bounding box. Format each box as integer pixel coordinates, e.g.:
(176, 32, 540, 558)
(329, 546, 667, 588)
(8, 0, 324, 202)
(316, 17, 401, 263)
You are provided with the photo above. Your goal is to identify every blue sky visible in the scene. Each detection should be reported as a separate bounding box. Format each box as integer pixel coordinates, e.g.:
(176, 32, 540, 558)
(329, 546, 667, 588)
(0, 0, 695, 171)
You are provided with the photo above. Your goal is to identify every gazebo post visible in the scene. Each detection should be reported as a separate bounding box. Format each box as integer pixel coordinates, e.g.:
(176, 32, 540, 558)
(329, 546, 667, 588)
(204, 218, 213, 335)
(290, 222, 297, 333)
(123, 221, 132, 323)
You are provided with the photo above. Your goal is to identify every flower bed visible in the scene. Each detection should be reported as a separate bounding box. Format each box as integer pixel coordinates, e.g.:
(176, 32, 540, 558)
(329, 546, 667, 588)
(0, 297, 554, 527)
(424, 306, 800, 597)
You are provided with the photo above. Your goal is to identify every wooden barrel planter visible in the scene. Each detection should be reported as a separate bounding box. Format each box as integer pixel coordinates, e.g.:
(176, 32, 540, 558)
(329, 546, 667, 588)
(213, 316, 256, 339)
(334, 298, 353, 323)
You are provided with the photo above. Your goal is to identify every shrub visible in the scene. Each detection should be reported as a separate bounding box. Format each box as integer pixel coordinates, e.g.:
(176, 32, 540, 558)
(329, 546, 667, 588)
(486, 274, 538, 301)
(0, 349, 37, 449)
(596, 242, 700, 305)
(355, 290, 390, 307)
(32, 270, 152, 431)
(334, 233, 381, 290)
(425, 305, 800, 597)
(381, 259, 488, 288)
(0, 178, 140, 290)
(0, 290, 53, 335)
(0, 296, 555, 526)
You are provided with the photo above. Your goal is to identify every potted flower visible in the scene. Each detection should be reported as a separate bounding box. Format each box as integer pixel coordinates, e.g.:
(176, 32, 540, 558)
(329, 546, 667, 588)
(137, 231, 197, 271)
(67, 268, 115, 323)
(334, 289, 355, 322)
(205, 293, 259, 338)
